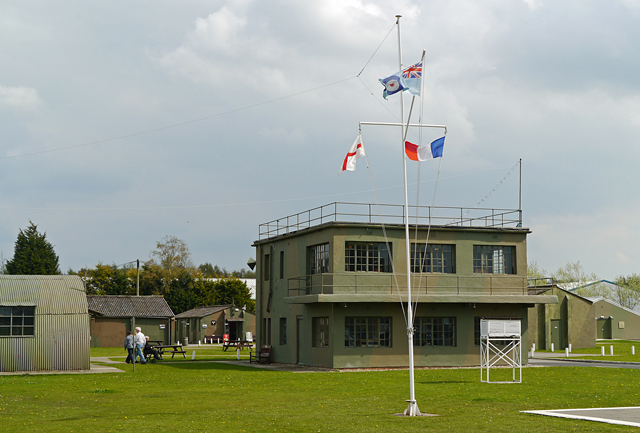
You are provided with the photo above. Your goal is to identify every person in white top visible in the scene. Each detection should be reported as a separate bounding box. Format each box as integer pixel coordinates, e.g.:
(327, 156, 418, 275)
(134, 327, 147, 364)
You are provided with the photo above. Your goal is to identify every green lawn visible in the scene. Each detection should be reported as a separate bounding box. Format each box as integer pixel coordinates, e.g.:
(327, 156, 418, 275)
(541, 340, 640, 362)
(1, 349, 640, 432)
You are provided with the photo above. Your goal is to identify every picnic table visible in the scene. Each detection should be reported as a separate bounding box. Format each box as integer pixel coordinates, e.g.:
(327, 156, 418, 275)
(222, 340, 254, 351)
(153, 344, 187, 358)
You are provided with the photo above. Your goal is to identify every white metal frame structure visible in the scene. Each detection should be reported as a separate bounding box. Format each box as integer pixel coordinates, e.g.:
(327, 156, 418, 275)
(480, 319, 522, 384)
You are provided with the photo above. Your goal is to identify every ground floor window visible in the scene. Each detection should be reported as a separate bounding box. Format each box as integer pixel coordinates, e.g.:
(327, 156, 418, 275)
(262, 317, 272, 346)
(279, 317, 287, 345)
(413, 317, 456, 346)
(345, 317, 391, 347)
(0, 306, 35, 336)
(312, 317, 330, 347)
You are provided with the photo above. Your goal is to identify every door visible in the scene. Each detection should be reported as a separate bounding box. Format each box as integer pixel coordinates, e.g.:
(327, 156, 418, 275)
(597, 318, 612, 339)
(550, 319, 562, 349)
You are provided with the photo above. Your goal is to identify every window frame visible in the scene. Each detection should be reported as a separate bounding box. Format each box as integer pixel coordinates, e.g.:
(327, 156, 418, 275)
(0, 306, 36, 337)
(413, 317, 456, 347)
(344, 242, 392, 273)
(410, 243, 455, 274)
(473, 245, 516, 274)
(312, 317, 330, 348)
(308, 243, 330, 275)
(344, 317, 392, 348)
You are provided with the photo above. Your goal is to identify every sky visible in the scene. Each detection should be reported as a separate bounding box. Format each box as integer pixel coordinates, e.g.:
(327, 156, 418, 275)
(1, 0, 639, 279)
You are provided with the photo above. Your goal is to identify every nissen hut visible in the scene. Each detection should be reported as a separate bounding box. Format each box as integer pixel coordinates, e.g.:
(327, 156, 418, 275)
(0, 275, 90, 372)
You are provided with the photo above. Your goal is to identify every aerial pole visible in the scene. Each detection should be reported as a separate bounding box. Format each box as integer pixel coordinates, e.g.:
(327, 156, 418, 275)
(396, 14, 421, 417)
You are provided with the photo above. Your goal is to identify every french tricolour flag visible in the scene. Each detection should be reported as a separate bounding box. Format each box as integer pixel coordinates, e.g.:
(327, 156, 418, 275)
(341, 134, 365, 172)
(405, 136, 445, 161)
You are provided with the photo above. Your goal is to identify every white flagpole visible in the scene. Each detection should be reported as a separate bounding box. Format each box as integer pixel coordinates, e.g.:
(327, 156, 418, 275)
(396, 14, 421, 417)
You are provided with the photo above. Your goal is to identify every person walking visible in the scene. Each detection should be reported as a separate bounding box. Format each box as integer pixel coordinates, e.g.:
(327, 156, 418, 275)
(124, 331, 134, 364)
(134, 327, 147, 364)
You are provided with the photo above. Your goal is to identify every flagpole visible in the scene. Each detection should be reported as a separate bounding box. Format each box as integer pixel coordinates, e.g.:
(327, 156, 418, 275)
(396, 14, 421, 418)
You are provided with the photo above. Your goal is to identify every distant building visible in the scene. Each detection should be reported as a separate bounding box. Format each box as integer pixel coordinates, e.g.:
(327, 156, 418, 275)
(253, 202, 557, 368)
(87, 295, 174, 347)
(0, 275, 90, 372)
(175, 304, 256, 343)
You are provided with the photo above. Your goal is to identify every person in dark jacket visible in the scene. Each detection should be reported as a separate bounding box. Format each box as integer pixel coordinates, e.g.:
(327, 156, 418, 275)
(143, 336, 162, 361)
(124, 331, 134, 364)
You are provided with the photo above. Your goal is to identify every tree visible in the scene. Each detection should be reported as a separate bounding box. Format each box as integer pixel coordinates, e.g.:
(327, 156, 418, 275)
(551, 261, 598, 284)
(70, 263, 134, 295)
(213, 278, 255, 312)
(5, 221, 60, 275)
(612, 274, 640, 310)
(149, 235, 193, 276)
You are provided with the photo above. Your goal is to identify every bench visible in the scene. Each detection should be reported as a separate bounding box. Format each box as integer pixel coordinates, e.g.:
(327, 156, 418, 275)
(250, 345, 272, 364)
(155, 344, 187, 359)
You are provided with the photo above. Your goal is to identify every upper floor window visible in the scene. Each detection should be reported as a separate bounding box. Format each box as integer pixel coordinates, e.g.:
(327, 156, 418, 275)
(308, 243, 330, 275)
(410, 244, 455, 273)
(473, 246, 515, 274)
(263, 253, 270, 281)
(345, 242, 392, 272)
(0, 306, 35, 337)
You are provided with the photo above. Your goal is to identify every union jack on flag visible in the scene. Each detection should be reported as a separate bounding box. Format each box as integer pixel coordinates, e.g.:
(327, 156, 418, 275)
(402, 62, 422, 79)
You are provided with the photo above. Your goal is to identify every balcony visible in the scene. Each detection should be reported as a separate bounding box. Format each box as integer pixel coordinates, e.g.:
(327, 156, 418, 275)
(259, 202, 522, 240)
(287, 273, 529, 297)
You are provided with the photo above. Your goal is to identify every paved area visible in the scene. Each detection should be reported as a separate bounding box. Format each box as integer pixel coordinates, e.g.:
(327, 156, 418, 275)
(0, 362, 124, 376)
(523, 407, 640, 428)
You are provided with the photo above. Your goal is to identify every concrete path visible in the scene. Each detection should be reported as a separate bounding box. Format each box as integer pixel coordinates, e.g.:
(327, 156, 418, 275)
(523, 407, 640, 428)
(0, 362, 124, 376)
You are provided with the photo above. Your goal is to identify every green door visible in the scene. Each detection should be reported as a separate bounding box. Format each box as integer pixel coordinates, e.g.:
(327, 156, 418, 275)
(550, 319, 562, 349)
(597, 318, 612, 339)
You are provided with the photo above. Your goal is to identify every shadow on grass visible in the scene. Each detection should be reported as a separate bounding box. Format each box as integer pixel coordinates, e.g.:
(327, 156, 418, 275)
(154, 360, 278, 373)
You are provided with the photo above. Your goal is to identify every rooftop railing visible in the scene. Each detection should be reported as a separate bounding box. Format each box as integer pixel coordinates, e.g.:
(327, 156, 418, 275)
(259, 202, 522, 240)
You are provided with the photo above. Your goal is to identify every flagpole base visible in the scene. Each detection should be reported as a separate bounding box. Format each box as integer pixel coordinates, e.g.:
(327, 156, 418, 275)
(404, 400, 421, 417)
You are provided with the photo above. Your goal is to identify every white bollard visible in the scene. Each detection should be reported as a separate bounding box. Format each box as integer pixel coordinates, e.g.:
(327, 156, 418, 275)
(192, 350, 196, 360)
(236, 347, 240, 360)
(198, 340, 201, 346)
(217, 337, 220, 344)
(569, 343, 572, 353)
(601, 346, 605, 356)
(551, 343, 554, 352)
(565, 348, 569, 357)
(531, 348, 535, 358)
(532, 343, 536, 351)
(633, 346, 636, 355)
(610, 345, 614, 356)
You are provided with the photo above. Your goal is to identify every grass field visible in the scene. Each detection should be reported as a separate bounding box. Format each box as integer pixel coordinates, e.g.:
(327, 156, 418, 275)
(540, 339, 640, 362)
(1, 347, 640, 432)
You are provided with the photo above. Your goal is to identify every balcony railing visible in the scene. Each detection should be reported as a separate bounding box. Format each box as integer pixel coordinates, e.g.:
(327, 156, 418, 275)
(259, 202, 522, 240)
(288, 273, 528, 297)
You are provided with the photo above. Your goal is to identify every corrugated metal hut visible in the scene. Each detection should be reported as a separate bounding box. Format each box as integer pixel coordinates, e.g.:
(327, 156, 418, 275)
(87, 296, 175, 347)
(0, 275, 90, 372)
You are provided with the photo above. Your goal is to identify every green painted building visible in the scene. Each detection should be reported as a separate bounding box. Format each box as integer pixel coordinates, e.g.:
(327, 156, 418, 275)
(253, 202, 557, 368)
(175, 304, 256, 344)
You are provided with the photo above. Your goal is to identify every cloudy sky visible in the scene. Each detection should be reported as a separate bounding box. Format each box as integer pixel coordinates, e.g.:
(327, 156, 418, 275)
(1, 0, 639, 279)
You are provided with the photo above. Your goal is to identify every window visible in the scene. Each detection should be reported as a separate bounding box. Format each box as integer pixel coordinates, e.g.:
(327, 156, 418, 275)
(279, 251, 284, 279)
(0, 306, 35, 337)
(345, 242, 392, 272)
(410, 244, 455, 273)
(263, 253, 270, 281)
(345, 317, 391, 347)
(262, 317, 272, 346)
(312, 317, 330, 347)
(473, 246, 515, 274)
(308, 243, 329, 275)
(279, 318, 287, 345)
(414, 317, 456, 346)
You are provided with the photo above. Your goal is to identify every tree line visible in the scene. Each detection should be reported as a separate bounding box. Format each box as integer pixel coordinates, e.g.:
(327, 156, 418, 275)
(1, 222, 255, 314)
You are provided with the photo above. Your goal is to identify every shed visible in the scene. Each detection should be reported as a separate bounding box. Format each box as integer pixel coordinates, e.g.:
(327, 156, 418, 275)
(87, 295, 175, 347)
(175, 305, 256, 344)
(0, 275, 90, 372)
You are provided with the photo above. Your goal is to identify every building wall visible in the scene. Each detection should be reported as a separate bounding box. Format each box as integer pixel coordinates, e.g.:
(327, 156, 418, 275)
(0, 275, 90, 372)
(527, 287, 595, 351)
(255, 223, 538, 368)
(90, 317, 172, 347)
(593, 300, 640, 340)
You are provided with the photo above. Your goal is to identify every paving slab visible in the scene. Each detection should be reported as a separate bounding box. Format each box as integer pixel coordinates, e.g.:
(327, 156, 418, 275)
(523, 407, 640, 428)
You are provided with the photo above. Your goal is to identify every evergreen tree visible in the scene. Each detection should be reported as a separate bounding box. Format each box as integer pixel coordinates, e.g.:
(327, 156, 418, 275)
(5, 221, 61, 275)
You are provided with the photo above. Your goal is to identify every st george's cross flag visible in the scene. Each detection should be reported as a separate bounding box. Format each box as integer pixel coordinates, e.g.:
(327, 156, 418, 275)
(405, 136, 445, 161)
(379, 61, 423, 99)
(341, 134, 366, 172)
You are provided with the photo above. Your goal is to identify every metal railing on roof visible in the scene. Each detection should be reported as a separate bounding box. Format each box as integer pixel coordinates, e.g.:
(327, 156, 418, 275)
(259, 202, 522, 240)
